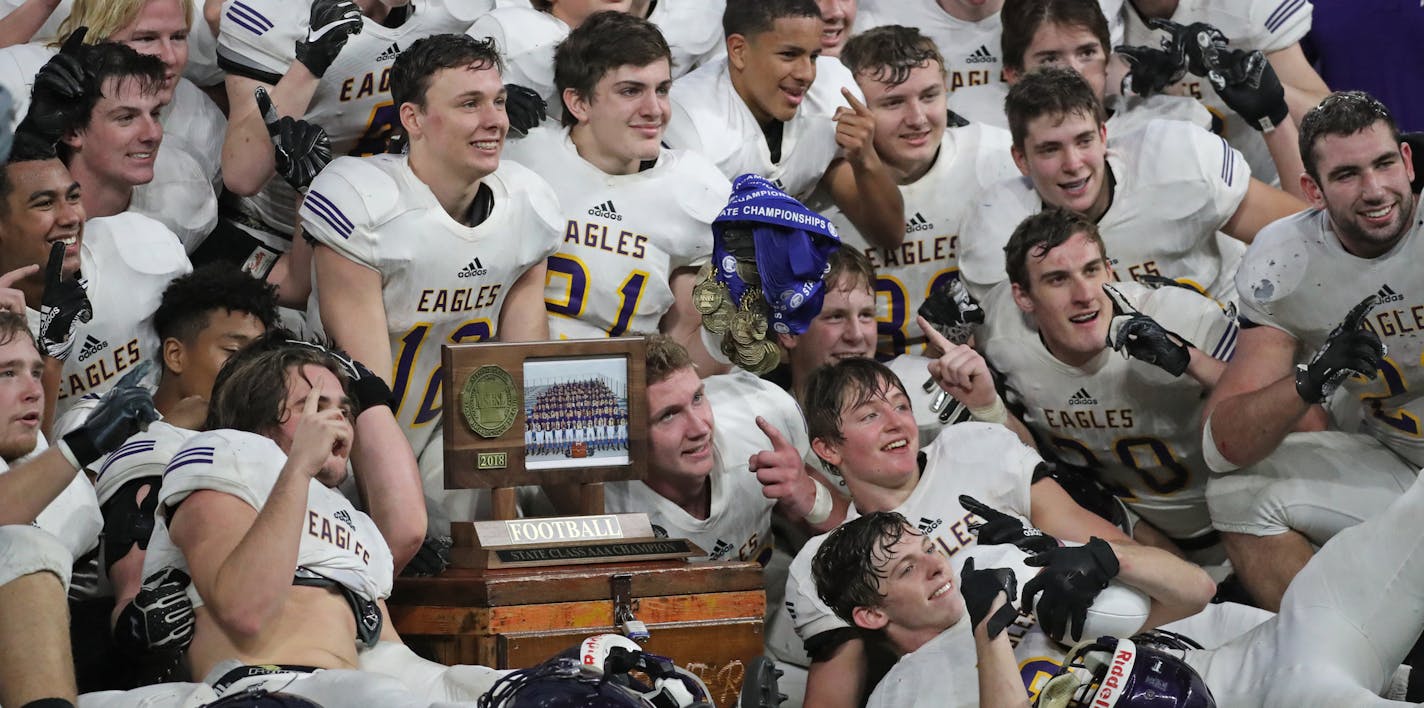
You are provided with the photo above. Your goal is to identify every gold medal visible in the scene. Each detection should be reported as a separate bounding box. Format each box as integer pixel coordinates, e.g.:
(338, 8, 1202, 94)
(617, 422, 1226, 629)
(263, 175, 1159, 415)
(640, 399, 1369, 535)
(703, 300, 733, 334)
(746, 340, 780, 374)
(749, 310, 769, 342)
(692, 279, 725, 315)
(720, 333, 738, 360)
(731, 309, 757, 345)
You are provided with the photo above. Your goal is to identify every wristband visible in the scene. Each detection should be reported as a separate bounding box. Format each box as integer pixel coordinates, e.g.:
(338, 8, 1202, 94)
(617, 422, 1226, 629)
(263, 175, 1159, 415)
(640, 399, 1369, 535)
(804, 479, 832, 526)
(55, 438, 83, 471)
(968, 395, 1009, 426)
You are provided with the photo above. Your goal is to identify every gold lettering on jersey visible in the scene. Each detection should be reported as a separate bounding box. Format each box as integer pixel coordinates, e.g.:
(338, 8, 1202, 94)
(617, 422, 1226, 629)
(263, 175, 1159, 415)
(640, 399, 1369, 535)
(564, 220, 648, 259)
(60, 339, 142, 400)
(865, 235, 957, 269)
(1364, 306, 1424, 338)
(306, 510, 372, 564)
(339, 67, 393, 102)
(1042, 408, 1135, 430)
(416, 286, 502, 313)
(504, 515, 624, 544)
(948, 70, 1003, 92)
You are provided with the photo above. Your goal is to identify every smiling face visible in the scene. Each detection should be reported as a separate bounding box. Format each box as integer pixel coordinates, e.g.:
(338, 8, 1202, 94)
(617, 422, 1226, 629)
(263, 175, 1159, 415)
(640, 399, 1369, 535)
(0, 332, 44, 462)
(566, 60, 672, 174)
(0, 159, 84, 281)
(107, 0, 190, 103)
(1010, 21, 1108, 101)
(780, 274, 878, 376)
(729, 15, 823, 124)
(815, 0, 857, 56)
(858, 60, 947, 179)
(1303, 121, 1418, 259)
(69, 75, 165, 189)
(1013, 108, 1110, 220)
(268, 363, 355, 487)
(645, 366, 716, 485)
(813, 374, 919, 491)
(1011, 230, 1113, 366)
(403, 61, 509, 179)
(852, 528, 966, 638)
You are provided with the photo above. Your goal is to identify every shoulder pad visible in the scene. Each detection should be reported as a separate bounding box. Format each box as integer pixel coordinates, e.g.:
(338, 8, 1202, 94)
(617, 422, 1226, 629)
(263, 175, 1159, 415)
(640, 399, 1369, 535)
(87, 213, 191, 277)
(495, 160, 563, 235)
(321, 156, 403, 225)
(669, 150, 734, 223)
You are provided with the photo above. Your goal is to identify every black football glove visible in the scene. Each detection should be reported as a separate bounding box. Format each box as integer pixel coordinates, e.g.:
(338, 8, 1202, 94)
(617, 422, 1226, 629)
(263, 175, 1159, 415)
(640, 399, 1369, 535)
(960, 557, 1019, 640)
(504, 83, 547, 137)
(1296, 294, 1386, 404)
(960, 495, 1061, 555)
(1115, 44, 1186, 97)
(1206, 48, 1288, 132)
(919, 278, 984, 346)
(294, 0, 363, 78)
(113, 567, 195, 653)
(22, 28, 89, 143)
(256, 87, 332, 191)
(1103, 283, 1191, 377)
(401, 535, 451, 577)
(38, 240, 91, 361)
(60, 361, 159, 468)
(1022, 537, 1120, 644)
(282, 339, 393, 414)
(1149, 17, 1230, 79)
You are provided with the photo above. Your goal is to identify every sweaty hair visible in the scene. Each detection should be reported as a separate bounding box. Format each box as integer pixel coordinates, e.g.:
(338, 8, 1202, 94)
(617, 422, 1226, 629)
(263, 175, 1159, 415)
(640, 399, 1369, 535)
(1000, 0, 1110, 73)
(50, 42, 165, 163)
(205, 330, 351, 435)
(1003, 207, 1107, 289)
(555, 11, 672, 128)
(391, 33, 505, 110)
(0, 311, 37, 353)
(0, 132, 61, 217)
(1298, 91, 1402, 181)
(803, 358, 909, 448)
(813, 511, 919, 624)
(825, 246, 876, 297)
(839, 25, 946, 86)
(1004, 65, 1104, 150)
(723, 0, 821, 40)
(645, 332, 694, 386)
(56, 0, 195, 48)
(152, 263, 280, 347)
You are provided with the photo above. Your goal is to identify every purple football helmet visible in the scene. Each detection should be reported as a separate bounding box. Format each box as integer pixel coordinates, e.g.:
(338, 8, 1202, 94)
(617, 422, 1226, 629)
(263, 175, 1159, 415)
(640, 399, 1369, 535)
(1035, 636, 1215, 708)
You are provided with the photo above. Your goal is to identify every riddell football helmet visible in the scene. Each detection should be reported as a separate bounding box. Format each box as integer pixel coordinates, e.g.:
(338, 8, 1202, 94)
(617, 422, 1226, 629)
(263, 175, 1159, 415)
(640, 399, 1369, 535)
(1035, 635, 1215, 708)
(479, 641, 713, 708)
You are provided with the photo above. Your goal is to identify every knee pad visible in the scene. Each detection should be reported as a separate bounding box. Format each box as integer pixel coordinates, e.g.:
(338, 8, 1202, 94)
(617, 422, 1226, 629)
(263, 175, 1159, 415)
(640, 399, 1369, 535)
(101, 476, 159, 572)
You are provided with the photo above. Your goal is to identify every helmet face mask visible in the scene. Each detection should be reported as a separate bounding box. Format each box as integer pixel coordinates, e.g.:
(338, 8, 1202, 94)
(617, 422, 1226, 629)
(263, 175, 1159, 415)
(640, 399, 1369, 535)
(1034, 636, 1216, 708)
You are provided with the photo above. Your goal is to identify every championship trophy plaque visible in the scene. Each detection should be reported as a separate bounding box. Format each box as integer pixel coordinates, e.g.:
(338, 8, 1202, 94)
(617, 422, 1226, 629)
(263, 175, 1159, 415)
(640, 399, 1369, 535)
(441, 337, 700, 568)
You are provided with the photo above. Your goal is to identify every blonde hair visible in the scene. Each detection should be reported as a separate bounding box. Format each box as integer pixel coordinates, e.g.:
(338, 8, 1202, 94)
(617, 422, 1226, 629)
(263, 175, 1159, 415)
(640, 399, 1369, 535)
(55, 0, 194, 48)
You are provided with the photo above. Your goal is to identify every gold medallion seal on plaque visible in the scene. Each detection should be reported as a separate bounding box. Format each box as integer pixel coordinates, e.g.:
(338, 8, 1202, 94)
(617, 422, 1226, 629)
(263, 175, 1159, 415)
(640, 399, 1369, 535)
(461, 365, 519, 438)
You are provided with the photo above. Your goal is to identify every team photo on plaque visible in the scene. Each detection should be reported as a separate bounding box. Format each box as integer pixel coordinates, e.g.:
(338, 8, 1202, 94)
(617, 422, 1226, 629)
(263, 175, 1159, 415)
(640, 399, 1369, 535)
(522, 356, 631, 469)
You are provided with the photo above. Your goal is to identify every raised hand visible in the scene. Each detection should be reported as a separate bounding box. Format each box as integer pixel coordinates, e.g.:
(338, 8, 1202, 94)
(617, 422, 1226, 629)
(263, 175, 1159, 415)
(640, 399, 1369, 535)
(0, 263, 39, 314)
(1103, 283, 1191, 376)
(294, 0, 363, 78)
(38, 241, 91, 361)
(959, 494, 1061, 554)
(286, 381, 353, 478)
(60, 361, 159, 468)
(960, 557, 1019, 640)
(748, 416, 817, 519)
(918, 278, 983, 347)
(255, 87, 332, 191)
(920, 315, 998, 411)
(1022, 537, 1120, 643)
(23, 28, 89, 142)
(1206, 48, 1288, 132)
(504, 84, 547, 137)
(833, 88, 878, 168)
(1144, 17, 1228, 78)
(1296, 294, 1386, 404)
(1115, 43, 1186, 97)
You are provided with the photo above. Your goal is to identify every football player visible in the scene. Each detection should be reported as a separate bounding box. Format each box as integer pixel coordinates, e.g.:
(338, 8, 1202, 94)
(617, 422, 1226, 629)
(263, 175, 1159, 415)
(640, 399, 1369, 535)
(304, 33, 561, 537)
(1201, 91, 1423, 611)
(662, 0, 905, 247)
(501, 12, 729, 370)
(854, 0, 1007, 95)
(211, 0, 482, 279)
(957, 66, 1302, 303)
(785, 357, 1214, 708)
(809, 25, 1019, 357)
(976, 208, 1239, 561)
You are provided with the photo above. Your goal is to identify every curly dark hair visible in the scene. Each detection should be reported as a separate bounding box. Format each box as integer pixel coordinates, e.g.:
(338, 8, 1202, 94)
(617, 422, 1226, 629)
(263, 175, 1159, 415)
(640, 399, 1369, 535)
(812, 511, 920, 624)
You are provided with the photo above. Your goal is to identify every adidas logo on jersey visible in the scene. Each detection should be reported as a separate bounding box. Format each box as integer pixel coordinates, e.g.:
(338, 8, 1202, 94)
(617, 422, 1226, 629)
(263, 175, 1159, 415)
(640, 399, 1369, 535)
(1069, 388, 1098, 406)
(457, 258, 488, 278)
(965, 45, 996, 64)
(587, 200, 623, 221)
(784, 601, 799, 621)
(333, 510, 354, 528)
(905, 212, 934, 233)
(77, 335, 108, 362)
(918, 516, 942, 535)
(709, 539, 734, 560)
(375, 42, 401, 62)
(1377, 284, 1405, 304)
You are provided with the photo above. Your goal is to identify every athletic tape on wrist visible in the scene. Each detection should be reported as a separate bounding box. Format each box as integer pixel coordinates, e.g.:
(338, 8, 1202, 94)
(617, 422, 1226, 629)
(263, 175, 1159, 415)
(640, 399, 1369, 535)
(55, 439, 82, 471)
(805, 479, 832, 526)
(968, 396, 1009, 426)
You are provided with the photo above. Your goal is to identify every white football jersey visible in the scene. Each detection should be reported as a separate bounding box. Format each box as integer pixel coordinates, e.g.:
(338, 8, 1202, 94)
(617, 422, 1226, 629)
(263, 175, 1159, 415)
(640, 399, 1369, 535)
(48, 213, 191, 418)
(301, 154, 561, 467)
(648, 0, 727, 78)
(857, 0, 1004, 93)
(959, 119, 1250, 302)
(131, 140, 219, 253)
(979, 281, 1238, 541)
(218, 0, 483, 235)
(1237, 207, 1424, 466)
(503, 126, 727, 339)
(811, 123, 1017, 356)
(664, 56, 860, 201)
(92, 421, 198, 506)
(1122, 0, 1312, 184)
(163, 78, 227, 187)
(785, 423, 1040, 644)
(0, 433, 102, 564)
(947, 82, 1212, 137)
(155, 429, 395, 605)
(466, 6, 564, 118)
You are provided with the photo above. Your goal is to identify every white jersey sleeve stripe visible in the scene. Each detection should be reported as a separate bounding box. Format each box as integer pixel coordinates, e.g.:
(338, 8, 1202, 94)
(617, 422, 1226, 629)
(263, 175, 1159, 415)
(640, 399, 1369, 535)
(225, 1, 276, 35)
(1211, 318, 1239, 361)
(97, 439, 159, 480)
(304, 190, 355, 239)
(1219, 137, 1236, 187)
(1265, 0, 1308, 33)
(164, 446, 216, 476)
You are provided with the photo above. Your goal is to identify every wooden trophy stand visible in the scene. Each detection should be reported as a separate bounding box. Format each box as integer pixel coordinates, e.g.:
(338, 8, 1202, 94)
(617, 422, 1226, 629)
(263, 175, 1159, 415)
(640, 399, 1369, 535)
(388, 338, 766, 705)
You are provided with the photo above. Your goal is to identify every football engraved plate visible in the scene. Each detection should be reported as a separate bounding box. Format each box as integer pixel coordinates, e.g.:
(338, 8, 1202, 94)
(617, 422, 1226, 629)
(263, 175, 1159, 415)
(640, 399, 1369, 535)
(461, 365, 519, 438)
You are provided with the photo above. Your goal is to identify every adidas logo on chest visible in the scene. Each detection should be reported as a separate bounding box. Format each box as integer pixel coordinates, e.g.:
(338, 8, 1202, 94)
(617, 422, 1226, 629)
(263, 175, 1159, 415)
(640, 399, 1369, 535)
(1068, 388, 1098, 406)
(587, 200, 623, 221)
(965, 45, 996, 64)
(77, 335, 109, 362)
